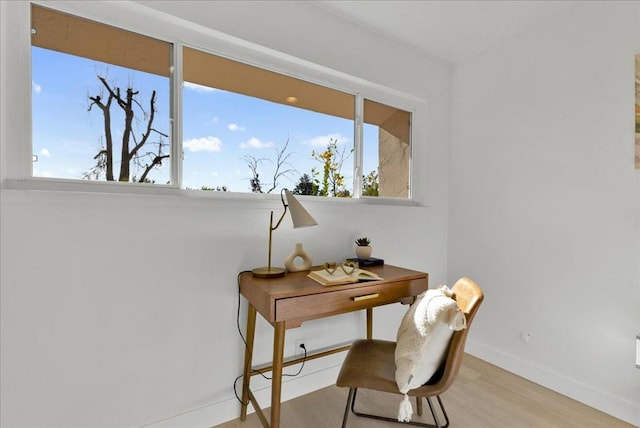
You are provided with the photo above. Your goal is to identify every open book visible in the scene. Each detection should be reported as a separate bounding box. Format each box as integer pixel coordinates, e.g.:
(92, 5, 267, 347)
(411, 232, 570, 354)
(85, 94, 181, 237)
(307, 267, 383, 286)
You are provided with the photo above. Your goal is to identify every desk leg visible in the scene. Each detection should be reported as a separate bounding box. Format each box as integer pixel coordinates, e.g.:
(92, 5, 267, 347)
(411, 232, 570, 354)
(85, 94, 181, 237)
(240, 304, 257, 421)
(366, 308, 373, 339)
(270, 321, 285, 428)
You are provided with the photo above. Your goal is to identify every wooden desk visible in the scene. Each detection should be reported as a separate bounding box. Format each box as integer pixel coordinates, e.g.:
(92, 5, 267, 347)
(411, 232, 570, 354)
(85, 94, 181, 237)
(238, 264, 428, 428)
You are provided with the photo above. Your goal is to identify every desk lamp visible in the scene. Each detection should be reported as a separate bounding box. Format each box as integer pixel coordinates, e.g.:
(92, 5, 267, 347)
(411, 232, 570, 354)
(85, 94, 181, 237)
(252, 189, 317, 278)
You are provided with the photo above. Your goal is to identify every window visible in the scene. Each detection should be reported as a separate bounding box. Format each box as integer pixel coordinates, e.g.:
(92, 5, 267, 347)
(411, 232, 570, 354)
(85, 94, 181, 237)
(31, 4, 172, 184)
(182, 46, 355, 195)
(28, 3, 413, 199)
(363, 99, 411, 198)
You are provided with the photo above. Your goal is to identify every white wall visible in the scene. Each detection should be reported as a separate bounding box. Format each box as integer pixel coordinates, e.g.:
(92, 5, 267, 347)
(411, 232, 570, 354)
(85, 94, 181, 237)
(450, 1, 640, 425)
(0, 1, 451, 427)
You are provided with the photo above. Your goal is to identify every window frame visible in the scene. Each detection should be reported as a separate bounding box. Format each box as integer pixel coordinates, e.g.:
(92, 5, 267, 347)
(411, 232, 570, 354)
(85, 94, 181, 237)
(2, 0, 425, 206)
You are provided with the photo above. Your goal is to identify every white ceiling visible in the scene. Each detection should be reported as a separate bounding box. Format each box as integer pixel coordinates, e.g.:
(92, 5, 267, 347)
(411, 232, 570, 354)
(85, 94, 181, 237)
(312, 0, 580, 63)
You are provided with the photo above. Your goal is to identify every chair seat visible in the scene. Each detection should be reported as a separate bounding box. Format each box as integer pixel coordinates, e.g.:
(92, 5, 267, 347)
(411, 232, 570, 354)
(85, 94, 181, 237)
(337, 339, 448, 397)
(337, 339, 399, 393)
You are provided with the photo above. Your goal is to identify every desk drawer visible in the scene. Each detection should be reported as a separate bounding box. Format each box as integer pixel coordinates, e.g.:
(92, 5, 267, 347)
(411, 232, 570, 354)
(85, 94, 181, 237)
(275, 279, 425, 323)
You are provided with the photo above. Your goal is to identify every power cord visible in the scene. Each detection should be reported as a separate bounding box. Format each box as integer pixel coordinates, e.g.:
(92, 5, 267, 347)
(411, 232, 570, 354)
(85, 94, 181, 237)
(233, 271, 308, 405)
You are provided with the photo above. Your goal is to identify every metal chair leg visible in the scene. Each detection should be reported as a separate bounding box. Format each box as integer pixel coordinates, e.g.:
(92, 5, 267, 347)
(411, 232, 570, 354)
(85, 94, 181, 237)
(344, 390, 450, 428)
(426, 397, 442, 428)
(426, 396, 450, 428)
(342, 388, 355, 428)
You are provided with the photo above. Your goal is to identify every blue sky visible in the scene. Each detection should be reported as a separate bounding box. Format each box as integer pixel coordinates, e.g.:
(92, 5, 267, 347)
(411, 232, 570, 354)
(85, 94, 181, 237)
(32, 47, 379, 193)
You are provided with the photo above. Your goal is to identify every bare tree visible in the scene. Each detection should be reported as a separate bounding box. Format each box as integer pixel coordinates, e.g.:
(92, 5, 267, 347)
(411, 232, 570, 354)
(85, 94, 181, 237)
(86, 76, 168, 182)
(242, 154, 266, 193)
(265, 138, 295, 193)
(242, 138, 295, 193)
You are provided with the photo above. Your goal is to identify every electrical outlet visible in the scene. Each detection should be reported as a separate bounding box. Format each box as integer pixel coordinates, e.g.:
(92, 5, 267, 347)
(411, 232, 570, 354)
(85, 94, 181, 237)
(295, 338, 308, 356)
(519, 332, 531, 344)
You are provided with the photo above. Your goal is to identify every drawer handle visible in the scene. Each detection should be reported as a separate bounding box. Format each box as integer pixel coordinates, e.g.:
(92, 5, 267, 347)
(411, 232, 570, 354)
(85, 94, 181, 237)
(352, 293, 380, 302)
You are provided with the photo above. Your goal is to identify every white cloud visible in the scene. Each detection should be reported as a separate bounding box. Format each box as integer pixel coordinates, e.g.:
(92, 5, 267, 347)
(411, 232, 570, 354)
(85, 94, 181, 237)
(183, 136, 223, 152)
(240, 137, 273, 149)
(227, 123, 246, 132)
(32, 81, 42, 94)
(213, 116, 219, 123)
(191, 170, 219, 177)
(39, 148, 50, 157)
(33, 169, 54, 178)
(183, 82, 217, 93)
(301, 133, 351, 148)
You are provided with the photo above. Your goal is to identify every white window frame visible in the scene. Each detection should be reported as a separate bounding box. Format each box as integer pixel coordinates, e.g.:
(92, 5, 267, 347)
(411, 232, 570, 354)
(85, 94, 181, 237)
(1, 0, 425, 205)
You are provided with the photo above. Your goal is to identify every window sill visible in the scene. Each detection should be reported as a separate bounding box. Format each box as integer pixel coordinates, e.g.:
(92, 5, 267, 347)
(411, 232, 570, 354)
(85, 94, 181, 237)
(1, 178, 425, 208)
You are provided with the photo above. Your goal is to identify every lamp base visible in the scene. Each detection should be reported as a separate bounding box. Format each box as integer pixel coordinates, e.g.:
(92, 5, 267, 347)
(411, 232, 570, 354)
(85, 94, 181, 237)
(252, 266, 287, 278)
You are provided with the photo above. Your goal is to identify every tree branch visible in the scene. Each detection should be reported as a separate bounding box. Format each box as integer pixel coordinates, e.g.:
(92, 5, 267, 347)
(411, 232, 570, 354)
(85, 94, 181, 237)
(243, 154, 266, 193)
(266, 138, 295, 194)
(97, 76, 127, 110)
(139, 154, 170, 183)
(87, 90, 115, 181)
(130, 90, 157, 158)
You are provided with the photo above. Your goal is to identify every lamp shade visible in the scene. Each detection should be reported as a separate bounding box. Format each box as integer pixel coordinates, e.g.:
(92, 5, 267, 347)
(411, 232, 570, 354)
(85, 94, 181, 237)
(284, 189, 318, 228)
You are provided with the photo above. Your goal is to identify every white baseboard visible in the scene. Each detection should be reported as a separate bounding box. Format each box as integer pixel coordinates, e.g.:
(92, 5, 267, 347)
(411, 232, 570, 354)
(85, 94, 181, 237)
(144, 342, 640, 428)
(143, 354, 346, 428)
(465, 340, 640, 427)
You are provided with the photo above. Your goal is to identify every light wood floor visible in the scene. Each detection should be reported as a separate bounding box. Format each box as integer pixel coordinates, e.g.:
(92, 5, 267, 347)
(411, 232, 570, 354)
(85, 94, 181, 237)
(216, 354, 634, 428)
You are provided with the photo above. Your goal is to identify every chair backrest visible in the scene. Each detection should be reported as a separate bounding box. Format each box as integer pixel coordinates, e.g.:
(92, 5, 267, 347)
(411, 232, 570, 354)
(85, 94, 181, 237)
(421, 277, 484, 395)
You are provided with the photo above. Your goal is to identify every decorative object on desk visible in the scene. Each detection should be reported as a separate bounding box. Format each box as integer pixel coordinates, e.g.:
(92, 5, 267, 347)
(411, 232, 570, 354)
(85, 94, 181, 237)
(252, 189, 318, 278)
(307, 263, 383, 286)
(347, 257, 384, 267)
(284, 242, 312, 272)
(323, 261, 357, 275)
(355, 236, 372, 259)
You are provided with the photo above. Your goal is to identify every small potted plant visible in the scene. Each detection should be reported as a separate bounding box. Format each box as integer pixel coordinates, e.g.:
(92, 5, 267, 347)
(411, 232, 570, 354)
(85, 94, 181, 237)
(355, 237, 372, 259)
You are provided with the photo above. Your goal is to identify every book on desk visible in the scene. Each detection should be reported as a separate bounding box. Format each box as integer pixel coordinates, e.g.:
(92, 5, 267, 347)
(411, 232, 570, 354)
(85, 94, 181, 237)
(307, 267, 383, 286)
(346, 257, 385, 267)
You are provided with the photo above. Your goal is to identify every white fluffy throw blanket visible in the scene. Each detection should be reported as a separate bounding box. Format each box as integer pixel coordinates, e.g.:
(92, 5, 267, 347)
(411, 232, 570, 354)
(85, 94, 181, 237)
(394, 285, 467, 422)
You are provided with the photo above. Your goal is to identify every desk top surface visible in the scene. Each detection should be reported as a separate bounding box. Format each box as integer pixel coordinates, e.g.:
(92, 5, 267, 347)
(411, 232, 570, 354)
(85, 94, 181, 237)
(240, 264, 427, 298)
(239, 264, 428, 325)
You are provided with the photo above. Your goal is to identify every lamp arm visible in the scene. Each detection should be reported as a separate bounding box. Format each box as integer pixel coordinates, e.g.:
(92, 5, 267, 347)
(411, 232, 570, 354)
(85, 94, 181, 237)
(271, 206, 288, 231)
(266, 190, 289, 272)
(270, 189, 289, 231)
